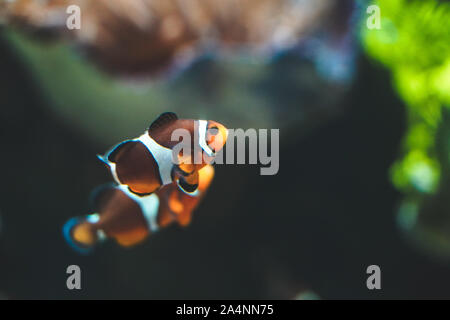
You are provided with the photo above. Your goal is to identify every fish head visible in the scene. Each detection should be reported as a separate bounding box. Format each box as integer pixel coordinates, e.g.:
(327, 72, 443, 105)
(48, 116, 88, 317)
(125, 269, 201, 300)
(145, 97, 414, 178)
(204, 120, 228, 155)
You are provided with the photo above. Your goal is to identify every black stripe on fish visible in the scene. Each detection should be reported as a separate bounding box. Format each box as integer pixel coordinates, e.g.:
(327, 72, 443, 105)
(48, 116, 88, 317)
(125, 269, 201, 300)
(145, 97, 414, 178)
(171, 166, 177, 181)
(127, 186, 154, 197)
(177, 177, 198, 194)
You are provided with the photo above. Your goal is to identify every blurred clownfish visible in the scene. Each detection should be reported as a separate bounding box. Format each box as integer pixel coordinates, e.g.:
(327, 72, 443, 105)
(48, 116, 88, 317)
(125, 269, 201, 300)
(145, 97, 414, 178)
(63, 165, 215, 253)
(98, 112, 227, 196)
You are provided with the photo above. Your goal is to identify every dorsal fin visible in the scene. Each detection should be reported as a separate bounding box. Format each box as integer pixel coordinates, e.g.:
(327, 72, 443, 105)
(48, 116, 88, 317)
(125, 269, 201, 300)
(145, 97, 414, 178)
(149, 112, 178, 133)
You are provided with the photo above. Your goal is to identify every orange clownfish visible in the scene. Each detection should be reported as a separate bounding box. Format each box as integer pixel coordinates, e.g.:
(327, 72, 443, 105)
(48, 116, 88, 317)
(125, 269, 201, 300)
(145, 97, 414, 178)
(63, 165, 215, 253)
(98, 112, 227, 196)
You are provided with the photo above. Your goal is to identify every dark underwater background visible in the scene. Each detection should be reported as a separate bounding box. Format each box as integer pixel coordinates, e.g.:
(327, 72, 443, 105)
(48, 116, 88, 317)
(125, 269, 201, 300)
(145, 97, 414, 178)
(0, 0, 450, 299)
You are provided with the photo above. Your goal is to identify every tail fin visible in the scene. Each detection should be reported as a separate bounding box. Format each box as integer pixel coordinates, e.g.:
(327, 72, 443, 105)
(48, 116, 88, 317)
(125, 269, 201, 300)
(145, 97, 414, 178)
(63, 217, 100, 255)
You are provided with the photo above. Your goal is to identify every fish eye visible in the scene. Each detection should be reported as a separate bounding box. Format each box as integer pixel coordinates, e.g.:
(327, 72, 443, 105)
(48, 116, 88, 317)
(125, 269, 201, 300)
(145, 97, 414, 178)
(208, 126, 219, 135)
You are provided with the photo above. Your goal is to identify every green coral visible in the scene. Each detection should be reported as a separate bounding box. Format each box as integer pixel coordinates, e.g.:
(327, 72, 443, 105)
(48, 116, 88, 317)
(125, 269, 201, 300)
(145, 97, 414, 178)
(362, 0, 450, 196)
(362, 0, 450, 255)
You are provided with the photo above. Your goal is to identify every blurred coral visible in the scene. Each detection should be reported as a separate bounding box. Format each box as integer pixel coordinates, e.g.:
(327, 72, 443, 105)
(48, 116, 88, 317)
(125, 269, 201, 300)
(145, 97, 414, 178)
(362, 0, 450, 256)
(3, 0, 335, 76)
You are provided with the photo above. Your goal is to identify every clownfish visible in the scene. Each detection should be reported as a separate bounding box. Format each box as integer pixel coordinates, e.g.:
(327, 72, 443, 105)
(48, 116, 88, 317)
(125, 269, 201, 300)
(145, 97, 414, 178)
(98, 112, 227, 196)
(63, 165, 215, 253)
